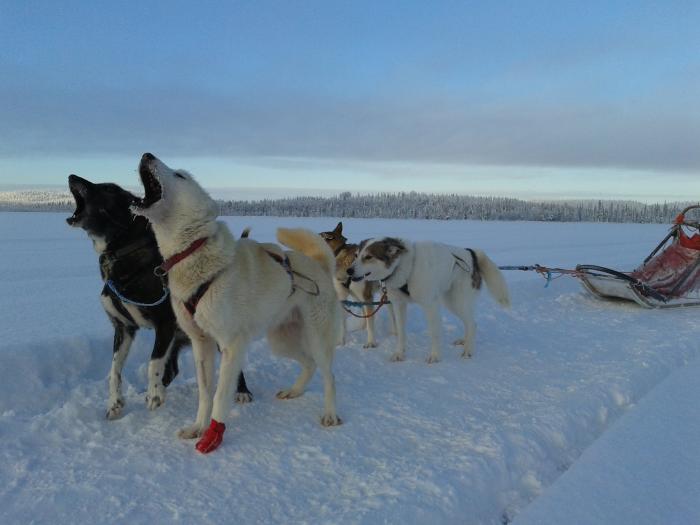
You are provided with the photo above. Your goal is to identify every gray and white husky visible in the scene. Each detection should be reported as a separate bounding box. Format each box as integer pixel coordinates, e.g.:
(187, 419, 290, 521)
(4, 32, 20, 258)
(347, 238, 510, 363)
(132, 153, 342, 454)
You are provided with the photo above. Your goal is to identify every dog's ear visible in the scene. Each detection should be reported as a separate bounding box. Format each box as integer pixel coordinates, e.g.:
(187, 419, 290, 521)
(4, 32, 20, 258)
(334, 221, 343, 234)
(385, 239, 406, 257)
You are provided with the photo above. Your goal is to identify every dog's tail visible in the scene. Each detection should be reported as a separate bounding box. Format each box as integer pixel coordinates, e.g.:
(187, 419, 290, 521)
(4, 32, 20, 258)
(473, 250, 511, 308)
(277, 228, 335, 276)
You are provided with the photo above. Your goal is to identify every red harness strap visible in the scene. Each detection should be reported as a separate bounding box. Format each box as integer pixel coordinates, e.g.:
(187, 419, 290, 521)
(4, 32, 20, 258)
(155, 237, 208, 276)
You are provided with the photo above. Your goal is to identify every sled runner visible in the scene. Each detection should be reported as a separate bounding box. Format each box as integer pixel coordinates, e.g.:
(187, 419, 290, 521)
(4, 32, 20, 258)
(576, 205, 700, 309)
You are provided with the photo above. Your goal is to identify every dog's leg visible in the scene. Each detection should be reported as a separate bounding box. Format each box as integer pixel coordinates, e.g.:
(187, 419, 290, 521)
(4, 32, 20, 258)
(445, 285, 477, 358)
(276, 353, 316, 400)
(177, 335, 217, 440)
(162, 329, 188, 387)
(210, 342, 245, 422)
(305, 332, 342, 426)
(386, 302, 397, 336)
(336, 284, 350, 346)
(146, 323, 178, 410)
(361, 284, 377, 348)
(389, 294, 408, 362)
(318, 356, 341, 427)
(424, 302, 443, 364)
(235, 371, 253, 404)
(194, 341, 246, 453)
(107, 321, 136, 420)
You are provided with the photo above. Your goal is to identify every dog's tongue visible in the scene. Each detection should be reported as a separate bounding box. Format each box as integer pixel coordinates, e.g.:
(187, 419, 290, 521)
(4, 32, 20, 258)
(195, 419, 226, 454)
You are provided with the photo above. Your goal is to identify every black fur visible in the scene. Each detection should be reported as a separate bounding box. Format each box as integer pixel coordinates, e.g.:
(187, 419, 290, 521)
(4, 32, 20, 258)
(67, 175, 251, 417)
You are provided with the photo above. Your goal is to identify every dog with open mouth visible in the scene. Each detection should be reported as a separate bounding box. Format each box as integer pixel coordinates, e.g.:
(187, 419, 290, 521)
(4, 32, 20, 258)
(132, 153, 342, 454)
(67, 175, 252, 419)
(347, 237, 511, 363)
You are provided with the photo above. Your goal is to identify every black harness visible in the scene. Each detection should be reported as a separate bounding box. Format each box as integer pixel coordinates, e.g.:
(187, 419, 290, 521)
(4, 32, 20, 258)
(99, 237, 168, 307)
(184, 279, 215, 316)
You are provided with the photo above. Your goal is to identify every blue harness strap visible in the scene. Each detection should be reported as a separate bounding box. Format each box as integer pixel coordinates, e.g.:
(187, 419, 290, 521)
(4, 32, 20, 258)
(106, 279, 170, 307)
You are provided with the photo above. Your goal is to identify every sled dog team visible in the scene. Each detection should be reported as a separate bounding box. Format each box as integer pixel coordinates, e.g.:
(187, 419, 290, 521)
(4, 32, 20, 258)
(67, 153, 511, 454)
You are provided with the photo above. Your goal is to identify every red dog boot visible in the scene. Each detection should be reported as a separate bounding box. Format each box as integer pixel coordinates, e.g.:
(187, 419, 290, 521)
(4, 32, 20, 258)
(196, 419, 226, 454)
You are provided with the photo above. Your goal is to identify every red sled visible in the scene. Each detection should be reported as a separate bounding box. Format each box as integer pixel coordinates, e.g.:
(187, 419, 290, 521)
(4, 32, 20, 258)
(577, 204, 700, 309)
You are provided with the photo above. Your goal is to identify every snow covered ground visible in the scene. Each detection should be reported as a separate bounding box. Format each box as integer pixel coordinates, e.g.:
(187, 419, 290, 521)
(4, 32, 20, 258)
(0, 212, 698, 524)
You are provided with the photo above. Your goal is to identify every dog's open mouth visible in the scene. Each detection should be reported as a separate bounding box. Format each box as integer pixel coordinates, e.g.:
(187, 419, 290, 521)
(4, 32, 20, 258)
(135, 157, 162, 209)
(66, 175, 87, 226)
(351, 271, 371, 282)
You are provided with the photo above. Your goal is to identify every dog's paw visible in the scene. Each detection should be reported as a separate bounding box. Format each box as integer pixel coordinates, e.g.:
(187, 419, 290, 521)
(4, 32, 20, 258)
(177, 423, 203, 440)
(145, 393, 164, 411)
(320, 414, 343, 427)
(461, 349, 473, 359)
(105, 398, 124, 420)
(363, 341, 378, 349)
(426, 354, 440, 364)
(145, 382, 166, 410)
(195, 419, 226, 454)
(235, 392, 253, 404)
(276, 389, 303, 400)
(452, 338, 465, 346)
(389, 352, 406, 362)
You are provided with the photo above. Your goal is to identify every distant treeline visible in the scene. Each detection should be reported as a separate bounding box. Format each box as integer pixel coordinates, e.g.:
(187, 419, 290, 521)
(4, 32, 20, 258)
(221, 191, 694, 223)
(0, 191, 74, 212)
(1, 189, 695, 224)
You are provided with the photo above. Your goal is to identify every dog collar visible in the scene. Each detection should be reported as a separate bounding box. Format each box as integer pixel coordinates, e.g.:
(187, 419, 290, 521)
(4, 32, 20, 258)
(155, 237, 208, 276)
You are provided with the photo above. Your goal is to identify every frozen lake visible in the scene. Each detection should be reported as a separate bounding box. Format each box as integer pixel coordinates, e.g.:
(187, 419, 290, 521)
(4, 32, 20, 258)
(0, 212, 697, 524)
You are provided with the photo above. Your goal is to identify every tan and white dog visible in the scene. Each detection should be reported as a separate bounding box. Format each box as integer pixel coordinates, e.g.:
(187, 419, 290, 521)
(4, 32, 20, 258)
(320, 221, 394, 348)
(132, 153, 342, 454)
(347, 237, 510, 363)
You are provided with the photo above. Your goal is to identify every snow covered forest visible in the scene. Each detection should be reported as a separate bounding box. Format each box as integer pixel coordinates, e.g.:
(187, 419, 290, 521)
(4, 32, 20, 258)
(221, 192, 694, 223)
(0, 190, 74, 212)
(0, 189, 694, 223)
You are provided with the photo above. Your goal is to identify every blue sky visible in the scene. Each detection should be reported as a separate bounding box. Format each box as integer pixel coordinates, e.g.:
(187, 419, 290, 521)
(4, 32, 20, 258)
(1, 1, 698, 201)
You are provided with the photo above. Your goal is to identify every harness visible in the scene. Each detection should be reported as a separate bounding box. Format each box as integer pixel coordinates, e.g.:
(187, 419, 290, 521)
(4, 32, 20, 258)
(457, 248, 482, 290)
(379, 247, 481, 299)
(156, 237, 316, 317)
(100, 237, 170, 307)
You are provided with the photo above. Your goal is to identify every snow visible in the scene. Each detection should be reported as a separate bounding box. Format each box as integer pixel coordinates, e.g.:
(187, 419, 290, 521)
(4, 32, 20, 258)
(513, 357, 700, 525)
(0, 212, 698, 524)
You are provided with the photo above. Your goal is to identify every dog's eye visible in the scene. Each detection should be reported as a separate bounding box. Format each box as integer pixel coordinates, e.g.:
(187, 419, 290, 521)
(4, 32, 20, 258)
(174, 172, 186, 180)
(364, 255, 373, 261)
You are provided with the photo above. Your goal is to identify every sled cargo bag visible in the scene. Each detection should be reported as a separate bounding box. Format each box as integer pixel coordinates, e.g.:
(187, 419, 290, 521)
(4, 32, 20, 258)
(630, 241, 700, 298)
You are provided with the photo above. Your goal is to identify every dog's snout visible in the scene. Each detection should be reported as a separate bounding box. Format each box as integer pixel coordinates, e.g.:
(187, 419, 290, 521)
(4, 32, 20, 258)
(346, 267, 355, 276)
(141, 152, 155, 162)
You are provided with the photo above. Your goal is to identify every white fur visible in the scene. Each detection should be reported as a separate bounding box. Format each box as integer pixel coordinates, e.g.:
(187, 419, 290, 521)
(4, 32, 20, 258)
(349, 239, 510, 363)
(133, 156, 342, 440)
(89, 234, 108, 254)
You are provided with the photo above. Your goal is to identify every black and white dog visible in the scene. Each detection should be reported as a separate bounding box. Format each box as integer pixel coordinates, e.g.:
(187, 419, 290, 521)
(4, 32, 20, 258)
(67, 175, 252, 419)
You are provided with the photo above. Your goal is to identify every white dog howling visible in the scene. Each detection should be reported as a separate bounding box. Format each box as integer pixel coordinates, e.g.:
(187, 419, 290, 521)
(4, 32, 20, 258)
(132, 153, 342, 454)
(347, 237, 510, 363)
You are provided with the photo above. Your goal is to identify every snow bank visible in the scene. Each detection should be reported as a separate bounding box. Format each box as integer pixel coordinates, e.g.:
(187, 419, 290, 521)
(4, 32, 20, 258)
(514, 356, 700, 525)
